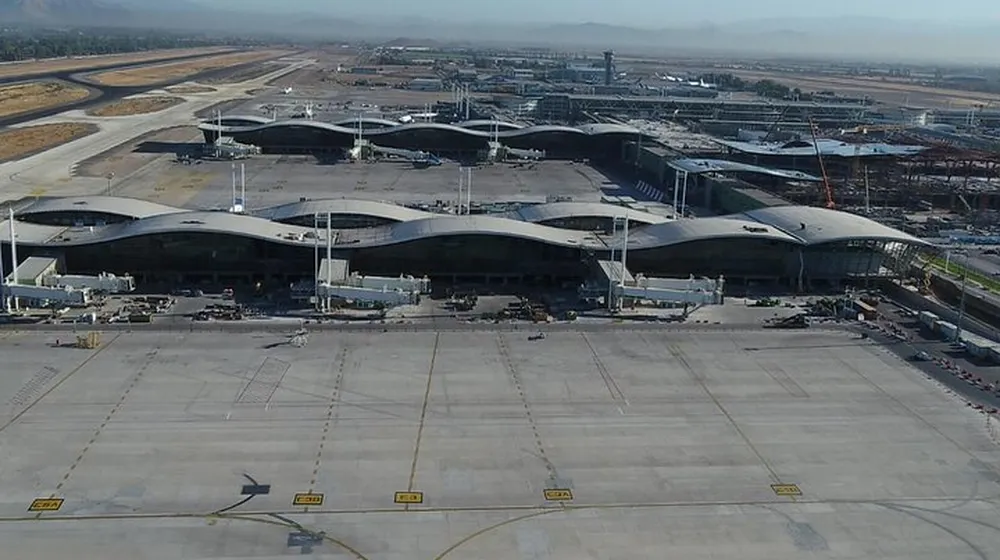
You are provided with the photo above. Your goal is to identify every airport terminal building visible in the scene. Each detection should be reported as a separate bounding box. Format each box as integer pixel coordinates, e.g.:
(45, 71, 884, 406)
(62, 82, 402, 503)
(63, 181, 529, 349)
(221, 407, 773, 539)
(198, 118, 654, 159)
(2, 197, 927, 291)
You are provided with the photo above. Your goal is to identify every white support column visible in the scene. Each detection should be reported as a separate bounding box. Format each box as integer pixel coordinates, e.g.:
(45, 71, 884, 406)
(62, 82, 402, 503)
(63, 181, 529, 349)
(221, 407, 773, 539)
(457, 167, 465, 214)
(230, 162, 237, 210)
(466, 168, 472, 214)
(313, 212, 319, 312)
(619, 215, 629, 312)
(240, 163, 246, 211)
(0, 221, 6, 313)
(608, 218, 617, 311)
(326, 211, 332, 311)
(672, 171, 680, 220)
(680, 171, 689, 218)
(8, 208, 18, 311)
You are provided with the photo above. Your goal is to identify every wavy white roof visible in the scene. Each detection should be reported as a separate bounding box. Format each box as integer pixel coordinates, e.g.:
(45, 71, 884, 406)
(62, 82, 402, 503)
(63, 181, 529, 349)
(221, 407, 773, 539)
(198, 120, 646, 139)
(623, 216, 802, 248)
(17, 196, 186, 220)
(255, 199, 434, 224)
(3, 198, 927, 251)
(509, 202, 670, 225)
(455, 120, 525, 130)
(744, 206, 926, 245)
(336, 215, 604, 249)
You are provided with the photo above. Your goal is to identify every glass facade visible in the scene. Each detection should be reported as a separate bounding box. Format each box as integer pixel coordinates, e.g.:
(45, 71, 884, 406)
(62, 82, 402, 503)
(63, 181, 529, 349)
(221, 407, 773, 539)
(47, 233, 317, 279)
(277, 214, 398, 229)
(18, 211, 133, 227)
(203, 124, 636, 159)
(348, 235, 590, 279)
(627, 238, 798, 279)
(802, 239, 920, 280)
(7, 232, 924, 288)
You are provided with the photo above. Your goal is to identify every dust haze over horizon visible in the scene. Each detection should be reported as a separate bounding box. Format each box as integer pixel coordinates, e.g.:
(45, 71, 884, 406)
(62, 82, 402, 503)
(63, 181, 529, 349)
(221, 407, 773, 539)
(160, 0, 1000, 63)
(204, 0, 1000, 25)
(5, 0, 998, 63)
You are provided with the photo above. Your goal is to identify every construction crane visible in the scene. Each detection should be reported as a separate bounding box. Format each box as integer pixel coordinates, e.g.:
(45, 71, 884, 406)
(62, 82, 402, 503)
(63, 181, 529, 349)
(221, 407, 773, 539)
(808, 117, 835, 209)
(762, 105, 791, 143)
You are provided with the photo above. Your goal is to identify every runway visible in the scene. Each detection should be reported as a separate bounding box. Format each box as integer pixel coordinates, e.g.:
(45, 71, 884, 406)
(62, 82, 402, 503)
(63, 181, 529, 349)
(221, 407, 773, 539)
(0, 56, 313, 204)
(0, 50, 294, 128)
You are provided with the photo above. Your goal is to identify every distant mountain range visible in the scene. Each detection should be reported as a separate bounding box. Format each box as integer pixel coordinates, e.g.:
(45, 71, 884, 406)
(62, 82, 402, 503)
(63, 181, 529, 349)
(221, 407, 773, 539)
(0, 0, 126, 24)
(2, 0, 999, 63)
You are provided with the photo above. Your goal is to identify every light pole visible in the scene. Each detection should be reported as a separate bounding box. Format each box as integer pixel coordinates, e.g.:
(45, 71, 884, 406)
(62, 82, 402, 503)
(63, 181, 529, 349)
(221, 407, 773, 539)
(955, 250, 970, 342)
(105, 172, 115, 196)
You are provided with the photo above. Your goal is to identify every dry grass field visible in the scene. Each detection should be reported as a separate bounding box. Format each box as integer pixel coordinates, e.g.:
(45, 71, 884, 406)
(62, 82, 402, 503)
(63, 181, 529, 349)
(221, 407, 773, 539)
(87, 96, 184, 117)
(89, 50, 292, 87)
(0, 47, 234, 80)
(720, 69, 1000, 108)
(165, 85, 216, 94)
(0, 123, 97, 162)
(0, 81, 91, 118)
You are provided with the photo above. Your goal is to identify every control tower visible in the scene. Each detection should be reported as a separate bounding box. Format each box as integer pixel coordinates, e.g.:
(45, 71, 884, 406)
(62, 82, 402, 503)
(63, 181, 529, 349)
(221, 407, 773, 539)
(603, 50, 614, 86)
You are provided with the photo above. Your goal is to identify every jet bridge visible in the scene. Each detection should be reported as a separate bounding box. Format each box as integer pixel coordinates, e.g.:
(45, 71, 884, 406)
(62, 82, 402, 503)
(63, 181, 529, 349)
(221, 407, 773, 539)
(585, 259, 724, 308)
(313, 258, 431, 308)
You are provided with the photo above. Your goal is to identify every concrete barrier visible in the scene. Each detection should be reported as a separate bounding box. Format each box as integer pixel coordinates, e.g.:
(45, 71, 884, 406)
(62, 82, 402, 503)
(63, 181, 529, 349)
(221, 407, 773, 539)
(883, 281, 1000, 342)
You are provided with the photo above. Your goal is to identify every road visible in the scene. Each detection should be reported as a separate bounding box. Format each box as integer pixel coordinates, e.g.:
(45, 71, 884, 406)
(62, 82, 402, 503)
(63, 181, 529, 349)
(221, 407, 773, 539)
(0, 57, 314, 203)
(966, 250, 1000, 277)
(869, 300, 1000, 411)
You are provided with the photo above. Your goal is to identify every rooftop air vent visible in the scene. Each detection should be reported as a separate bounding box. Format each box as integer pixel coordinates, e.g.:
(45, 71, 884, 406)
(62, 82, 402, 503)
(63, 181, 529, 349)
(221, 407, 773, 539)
(180, 220, 205, 225)
(742, 225, 769, 234)
(73, 201, 88, 205)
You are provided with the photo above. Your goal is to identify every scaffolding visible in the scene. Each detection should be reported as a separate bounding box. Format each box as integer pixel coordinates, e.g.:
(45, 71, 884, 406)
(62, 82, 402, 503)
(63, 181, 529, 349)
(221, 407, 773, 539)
(75, 332, 101, 349)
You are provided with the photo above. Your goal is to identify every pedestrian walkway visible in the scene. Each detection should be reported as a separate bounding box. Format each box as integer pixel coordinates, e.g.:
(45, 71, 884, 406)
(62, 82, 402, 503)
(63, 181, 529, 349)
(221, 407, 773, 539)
(635, 180, 663, 202)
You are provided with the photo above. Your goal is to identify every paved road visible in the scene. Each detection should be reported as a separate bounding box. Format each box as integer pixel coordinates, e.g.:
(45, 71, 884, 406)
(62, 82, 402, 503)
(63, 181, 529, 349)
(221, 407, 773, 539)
(867, 301, 1000, 411)
(966, 250, 1000, 277)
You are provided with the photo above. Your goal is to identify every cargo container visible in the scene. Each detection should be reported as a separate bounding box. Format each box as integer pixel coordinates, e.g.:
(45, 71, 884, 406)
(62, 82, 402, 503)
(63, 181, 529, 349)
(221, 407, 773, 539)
(989, 346, 1000, 364)
(937, 321, 958, 340)
(919, 311, 939, 329)
(960, 332, 991, 359)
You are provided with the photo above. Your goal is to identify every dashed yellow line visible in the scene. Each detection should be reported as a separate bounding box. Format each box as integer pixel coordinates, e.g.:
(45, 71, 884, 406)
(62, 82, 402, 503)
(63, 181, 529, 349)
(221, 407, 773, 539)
(305, 346, 349, 512)
(405, 332, 440, 511)
(0, 332, 122, 436)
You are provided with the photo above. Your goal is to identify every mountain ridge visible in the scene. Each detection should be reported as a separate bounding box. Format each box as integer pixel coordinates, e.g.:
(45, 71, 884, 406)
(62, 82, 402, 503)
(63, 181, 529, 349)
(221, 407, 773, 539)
(1, 0, 998, 63)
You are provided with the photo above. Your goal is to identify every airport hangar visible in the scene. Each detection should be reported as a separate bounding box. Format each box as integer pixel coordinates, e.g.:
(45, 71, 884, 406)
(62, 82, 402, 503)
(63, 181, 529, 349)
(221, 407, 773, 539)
(2, 196, 927, 290)
(198, 117, 655, 159)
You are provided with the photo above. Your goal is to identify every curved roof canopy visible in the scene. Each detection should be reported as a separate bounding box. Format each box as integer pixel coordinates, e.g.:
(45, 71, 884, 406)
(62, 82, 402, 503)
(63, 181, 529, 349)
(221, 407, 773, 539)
(714, 138, 927, 158)
(743, 206, 927, 245)
(17, 196, 186, 221)
(198, 120, 648, 141)
(667, 158, 822, 182)
(1, 197, 927, 252)
(255, 199, 435, 224)
(509, 202, 670, 225)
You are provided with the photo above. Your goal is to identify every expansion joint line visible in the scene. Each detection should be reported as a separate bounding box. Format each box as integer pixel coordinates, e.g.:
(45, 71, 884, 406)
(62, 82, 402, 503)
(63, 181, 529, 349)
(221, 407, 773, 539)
(45, 346, 161, 513)
(664, 341, 786, 487)
(579, 332, 627, 404)
(405, 332, 440, 511)
(307, 346, 350, 508)
(496, 333, 557, 481)
(833, 352, 1000, 471)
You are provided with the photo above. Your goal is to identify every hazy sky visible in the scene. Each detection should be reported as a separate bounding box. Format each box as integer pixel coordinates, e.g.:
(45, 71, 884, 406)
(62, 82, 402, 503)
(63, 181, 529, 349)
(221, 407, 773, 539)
(204, 0, 1000, 25)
